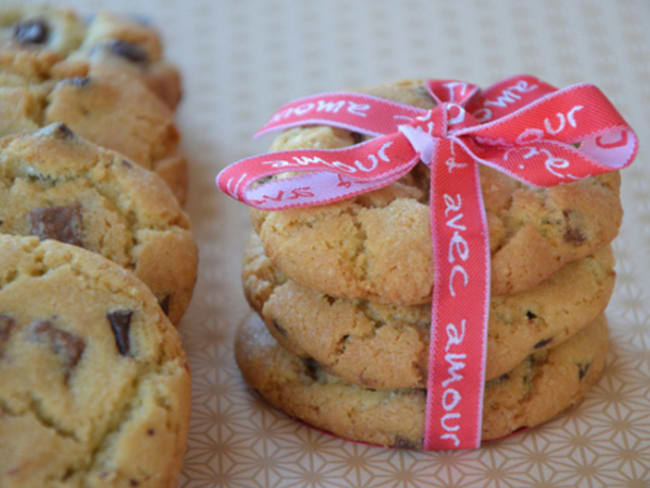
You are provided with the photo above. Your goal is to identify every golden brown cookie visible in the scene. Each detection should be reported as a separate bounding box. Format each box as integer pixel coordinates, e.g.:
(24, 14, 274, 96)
(243, 233, 615, 388)
(0, 6, 181, 109)
(252, 79, 622, 305)
(0, 234, 190, 487)
(0, 124, 197, 324)
(235, 312, 609, 448)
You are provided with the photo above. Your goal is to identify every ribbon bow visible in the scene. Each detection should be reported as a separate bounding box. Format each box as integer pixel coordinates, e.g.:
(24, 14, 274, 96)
(217, 75, 637, 449)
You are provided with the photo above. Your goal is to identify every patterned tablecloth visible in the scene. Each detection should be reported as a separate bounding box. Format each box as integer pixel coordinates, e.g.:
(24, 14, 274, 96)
(33, 0, 650, 485)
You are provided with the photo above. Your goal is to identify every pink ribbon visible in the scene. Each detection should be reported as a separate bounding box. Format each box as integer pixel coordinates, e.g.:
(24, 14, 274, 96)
(217, 75, 637, 449)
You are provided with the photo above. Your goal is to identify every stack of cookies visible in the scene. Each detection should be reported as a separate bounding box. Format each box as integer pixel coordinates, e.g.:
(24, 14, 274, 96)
(236, 79, 621, 448)
(0, 6, 196, 486)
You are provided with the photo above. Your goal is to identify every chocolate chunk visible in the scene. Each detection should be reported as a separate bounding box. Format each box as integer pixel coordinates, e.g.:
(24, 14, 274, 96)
(534, 337, 553, 349)
(303, 358, 319, 381)
(129, 480, 139, 487)
(578, 362, 591, 380)
(272, 320, 287, 336)
(64, 77, 90, 87)
(13, 19, 49, 45)
(30, 204, 84, 247)
(107, 310, 133, 356)
(121, 159, 133, 169)
(564, 227, 586, 244)
(54, 123, 75, 139)
(526, 310, 537, 320)
(324, 295, 336, 305)
(108, 40, 149, 64)
(394, 436, 421, 449)
(562, 209, 586, 244)
(29, 320, 85, 381)
(147, 428, 155, 436)
(0, 314, 16, 344)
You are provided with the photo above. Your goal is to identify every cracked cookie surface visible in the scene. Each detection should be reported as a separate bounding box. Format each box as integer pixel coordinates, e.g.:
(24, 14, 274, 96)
(251, 79, 622, 305)
(243, 233, 615, 388)
(235, 312, 608, 448)
(0, 235, 190, 487)
(0, 124, 197, 324)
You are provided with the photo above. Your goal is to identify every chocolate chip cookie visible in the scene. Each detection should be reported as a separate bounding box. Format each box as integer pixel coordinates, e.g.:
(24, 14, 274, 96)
(0, 61, 187, 203)
(0, 5, 181, 109)
(243, 233, 615, 388)
(0, 124, 197, 324)
(251, 79, 622, 305)
(235, 312, 609, 448)
(0, 234, 190, 486)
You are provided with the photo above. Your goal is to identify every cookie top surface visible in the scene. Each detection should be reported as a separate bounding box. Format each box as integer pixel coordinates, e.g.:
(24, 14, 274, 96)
(235, 312, 608, 448)
(252, 79, 622, 305)
(0, 124, 197, 324)
(0, 6, 181, 109)
(243, 233, 615, 387)
(0, 235, 190, 487)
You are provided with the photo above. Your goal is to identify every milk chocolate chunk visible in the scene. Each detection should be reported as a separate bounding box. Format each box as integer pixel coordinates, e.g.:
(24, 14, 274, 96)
(107, 310, 133, 356)
(29, 320, 85, 379)
(108, 40, 149, 63)
(13, 19, 49, 44)
(29, 204, 84, 247)
(563, 209, 586, 244)
(0, 314, 15, 344)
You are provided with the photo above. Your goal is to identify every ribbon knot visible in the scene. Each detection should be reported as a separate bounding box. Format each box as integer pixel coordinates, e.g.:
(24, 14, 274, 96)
(217, 75, 637, 449)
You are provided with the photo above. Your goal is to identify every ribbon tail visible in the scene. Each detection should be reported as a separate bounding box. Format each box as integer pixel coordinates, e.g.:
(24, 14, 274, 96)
(424, 141, 490, 450)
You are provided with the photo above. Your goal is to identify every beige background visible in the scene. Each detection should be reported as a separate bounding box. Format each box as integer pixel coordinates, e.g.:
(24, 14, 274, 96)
(33, 0, 650, 486)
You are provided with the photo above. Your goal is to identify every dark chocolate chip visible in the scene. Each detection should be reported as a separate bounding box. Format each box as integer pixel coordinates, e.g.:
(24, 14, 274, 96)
(159, 295, 171, 316)
(303, 358, 319, 381)
(122, 159, 133, 169)
(54, 123, 75, 139)
(534, 337, 553, 349)
(147, 428, 155, 436)
(324, 295, 336, 305)
(394, 436, 421, 449)
(29, 320, 85, 381)
(578, 362, 591, 380)
(64, 76, 90, 87)
(0, 220, 4, 225)
(0, 314, 16, 344)
(272, 320, 287, 336)
(29, 203, 84, 247)
(129, 480, 139, 487)
(107, 310, 133, 356)
(108, 40, 149, 64)
(13, 19, 49, 45)
(526, 310, 537, 320)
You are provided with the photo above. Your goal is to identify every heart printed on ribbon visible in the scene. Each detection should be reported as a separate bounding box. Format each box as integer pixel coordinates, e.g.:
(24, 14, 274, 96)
(217, 75, 638, 449)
